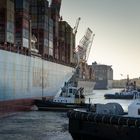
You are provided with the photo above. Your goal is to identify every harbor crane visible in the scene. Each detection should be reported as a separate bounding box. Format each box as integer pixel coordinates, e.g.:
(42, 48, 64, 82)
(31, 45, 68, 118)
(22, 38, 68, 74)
(73, 17, 81, 36)
(76, 28, 95, 79)
(77, 28, 95, 63)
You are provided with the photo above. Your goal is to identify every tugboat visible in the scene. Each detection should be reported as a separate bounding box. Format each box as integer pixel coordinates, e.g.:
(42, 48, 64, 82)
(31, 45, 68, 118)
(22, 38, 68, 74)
(104, 77, 140, 99)
(34, 83, 87, 111)
(67, 97, 140, 140)
(104, 89, 140, 99)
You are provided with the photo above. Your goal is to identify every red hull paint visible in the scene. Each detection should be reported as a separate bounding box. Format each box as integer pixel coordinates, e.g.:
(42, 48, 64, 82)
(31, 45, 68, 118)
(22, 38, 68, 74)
(0, 97, 53, 117)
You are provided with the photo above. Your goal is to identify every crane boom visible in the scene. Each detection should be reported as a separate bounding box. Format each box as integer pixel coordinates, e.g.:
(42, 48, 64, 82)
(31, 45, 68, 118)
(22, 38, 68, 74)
(77, 28, 94, 63)
(73, 17, 81, 35)
(86, 33, 95, 61)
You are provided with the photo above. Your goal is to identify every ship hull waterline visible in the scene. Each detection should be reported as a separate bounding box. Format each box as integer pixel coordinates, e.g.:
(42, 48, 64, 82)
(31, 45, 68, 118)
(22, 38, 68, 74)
(0, 50, 74, 113)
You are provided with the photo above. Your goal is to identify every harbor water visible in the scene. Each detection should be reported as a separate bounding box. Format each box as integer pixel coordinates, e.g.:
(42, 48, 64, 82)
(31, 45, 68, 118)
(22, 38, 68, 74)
(0, 89, 134, 140)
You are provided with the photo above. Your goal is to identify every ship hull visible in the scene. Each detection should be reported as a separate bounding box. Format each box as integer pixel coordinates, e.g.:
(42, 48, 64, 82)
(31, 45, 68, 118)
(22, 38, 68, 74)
(0, 50, 74, 112)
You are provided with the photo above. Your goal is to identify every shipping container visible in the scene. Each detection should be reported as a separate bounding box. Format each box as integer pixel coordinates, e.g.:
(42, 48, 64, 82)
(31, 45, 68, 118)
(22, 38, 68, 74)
(30, 6, 37, 15)
(0, 22, 5, 32)
(23, 28, 29, 39)
(30, 0, 37, 6)
(49, 19, 53, 26)
(44, 31, 49, 38)
(0, 10, 5, 21)
(15, 17, 29, 30)
(37, 0, 49, 8)
(0, 0, 15, 44)
(23, 38, 29, 48)
(7, 10, 14, 22)
(49, 47, 53, 56)
(44, 38, 49, 47)
(0, 0, 14, 12)
(15, 32, 22, 38)
(15, 37, 29, 48)
(6, 31, 14, 43)
(38, 6, 48, 15)
(49, 33, 53, 41)
(7, 0, 14, 11)
(15, 38, 29, 48)
(23, 18, 29, 29)
(6, 21, 14, 33)
(31, 23, 37, 28)
(49, 40, 53, 49)
(15, 10, 29, 19)
(15, 0, 29, 13)
(31, 15, 37, 22)
(49, 26, 53, 34)
(0, 32, 5, 42)
(15, 38, 22, 46)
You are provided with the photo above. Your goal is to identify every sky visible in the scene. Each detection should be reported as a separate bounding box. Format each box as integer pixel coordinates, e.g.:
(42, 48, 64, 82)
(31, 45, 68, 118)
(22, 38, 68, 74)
(59, 0, 140, 80)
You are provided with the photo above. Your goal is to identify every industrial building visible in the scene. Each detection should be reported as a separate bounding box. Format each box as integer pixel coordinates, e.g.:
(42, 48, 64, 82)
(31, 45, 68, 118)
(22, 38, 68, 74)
(92, 62, 113, 89)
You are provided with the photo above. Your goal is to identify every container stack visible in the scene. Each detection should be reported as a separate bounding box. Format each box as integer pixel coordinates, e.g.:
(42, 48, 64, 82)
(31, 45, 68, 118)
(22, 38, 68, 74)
(58, 21, 73, 64)
(0, 0, 15, 45)
(48, 18, 54, 57)
(30, 0, 51, 57)
(15, 0, 30, 52)
(58, 21, 66, 62)
(65, 24, 73, 64)
(50, 0, 61, 60)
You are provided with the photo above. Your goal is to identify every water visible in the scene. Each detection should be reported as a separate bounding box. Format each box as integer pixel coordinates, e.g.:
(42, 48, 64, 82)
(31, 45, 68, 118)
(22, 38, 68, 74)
(0, 111, 72, 140)
(85, 89, 133, 112)
(0, 89, 134, 140)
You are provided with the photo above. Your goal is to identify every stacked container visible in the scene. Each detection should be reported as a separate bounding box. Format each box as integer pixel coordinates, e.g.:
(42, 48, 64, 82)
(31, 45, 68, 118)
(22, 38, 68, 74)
(15, 0, 30, 49)
(50, 0, 61, 60)
(58, 21, 73, 64)
(48, 18, 54, 56)
(0, 0, 15, 44)
(30, 0, 52, 57)
(58, 21, 66, 62)
(65, 24, 73, 64)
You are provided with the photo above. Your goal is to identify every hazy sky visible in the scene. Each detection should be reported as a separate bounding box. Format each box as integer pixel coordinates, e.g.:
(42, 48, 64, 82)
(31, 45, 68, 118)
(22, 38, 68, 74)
(60, 0, 140, 80)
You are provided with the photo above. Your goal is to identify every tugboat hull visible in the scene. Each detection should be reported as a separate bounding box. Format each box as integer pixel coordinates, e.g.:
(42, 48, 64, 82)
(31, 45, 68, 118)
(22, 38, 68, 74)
(34, 99, 88, 111)
(68, 110, 140, 140)
(104, 94, 133, 99)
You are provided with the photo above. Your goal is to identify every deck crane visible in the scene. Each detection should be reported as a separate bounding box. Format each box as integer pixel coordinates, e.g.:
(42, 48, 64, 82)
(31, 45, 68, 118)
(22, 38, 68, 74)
(76, 28, 95, 79)
(77, 28, 95, 63)
(73, 17, 81, 36)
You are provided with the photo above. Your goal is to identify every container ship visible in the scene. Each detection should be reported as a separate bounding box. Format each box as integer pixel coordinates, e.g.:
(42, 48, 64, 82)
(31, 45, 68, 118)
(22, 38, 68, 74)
(0, 0, 95, 114)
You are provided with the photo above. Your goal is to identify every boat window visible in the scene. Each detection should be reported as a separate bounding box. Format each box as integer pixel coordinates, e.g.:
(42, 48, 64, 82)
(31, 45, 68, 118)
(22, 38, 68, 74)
(69, 89, 73, 94)
(138, 109, 140, 115)
(73, 89, 77, 94)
